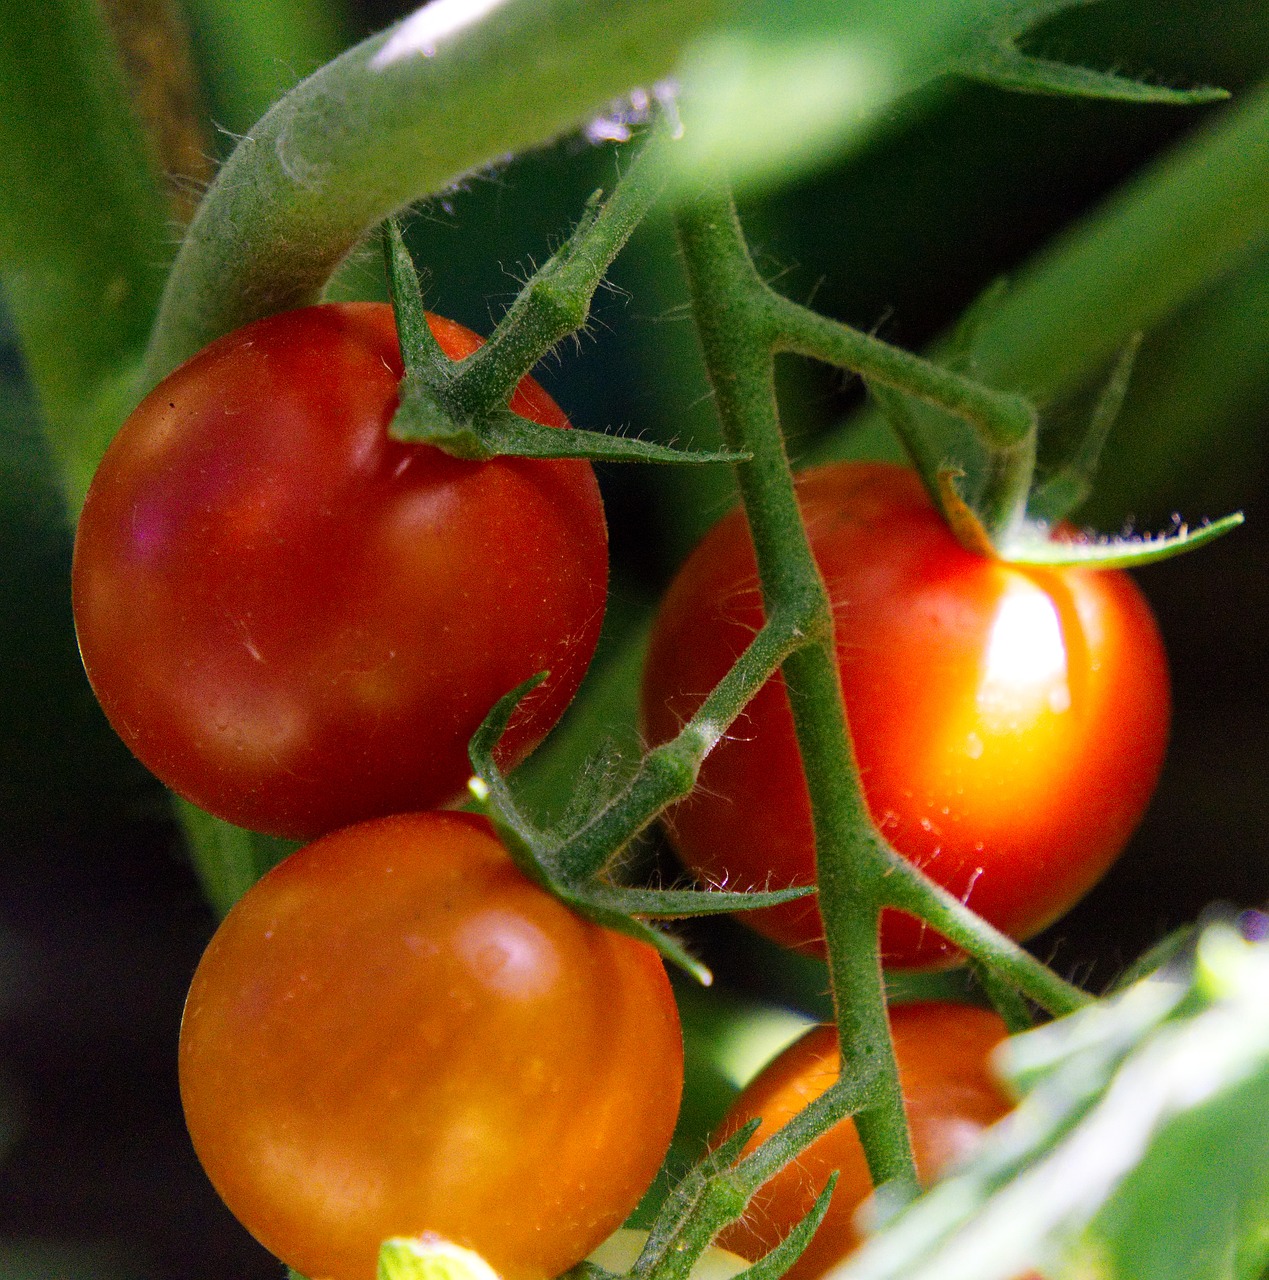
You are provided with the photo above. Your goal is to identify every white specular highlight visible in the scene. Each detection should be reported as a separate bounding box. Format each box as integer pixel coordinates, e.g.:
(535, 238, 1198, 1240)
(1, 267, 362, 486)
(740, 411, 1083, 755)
(372, 0, 511, 65)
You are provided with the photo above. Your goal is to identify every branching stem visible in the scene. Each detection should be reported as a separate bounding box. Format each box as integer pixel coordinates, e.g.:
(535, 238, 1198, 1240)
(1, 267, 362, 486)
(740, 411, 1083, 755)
(675, 186, 919, 1194)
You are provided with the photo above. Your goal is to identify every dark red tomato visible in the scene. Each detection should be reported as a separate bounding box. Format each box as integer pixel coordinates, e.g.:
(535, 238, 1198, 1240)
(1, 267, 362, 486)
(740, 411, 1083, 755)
(715, 1003, 1013, 1280)
(179, 811, 684, 1280)
(72, 302, 607, 839)
(642, 462, 1169, 966)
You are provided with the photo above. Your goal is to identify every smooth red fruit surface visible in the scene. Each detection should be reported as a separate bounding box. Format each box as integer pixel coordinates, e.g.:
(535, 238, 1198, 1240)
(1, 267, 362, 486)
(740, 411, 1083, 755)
(179, 811, 684, 1280)
(72, 302, 607, 838)
(642, 462, 1170, 966)
(715, 1003, 1013, 1280)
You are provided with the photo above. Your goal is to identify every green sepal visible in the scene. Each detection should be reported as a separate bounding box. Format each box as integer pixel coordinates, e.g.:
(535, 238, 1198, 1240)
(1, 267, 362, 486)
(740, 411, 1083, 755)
(998, 510, 1244, 568)
(582, 883, 814, 921)
(962, 42, 1230, 105)
(392, 400, 749, 466)
(734, 1174, 838, 1280)
(382, 218, 451, 379)
(465, 679, 724, 984)
(1028, 334, 1142, 524)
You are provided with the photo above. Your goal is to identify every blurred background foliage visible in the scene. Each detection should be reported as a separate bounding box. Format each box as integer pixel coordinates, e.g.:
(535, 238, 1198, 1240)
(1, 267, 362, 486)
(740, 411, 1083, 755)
(1, 0, 1267, 1275)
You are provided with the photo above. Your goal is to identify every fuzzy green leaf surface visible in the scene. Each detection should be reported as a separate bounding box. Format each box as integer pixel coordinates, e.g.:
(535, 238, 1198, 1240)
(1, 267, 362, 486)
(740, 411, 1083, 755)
(828, 928, 1269, 1280)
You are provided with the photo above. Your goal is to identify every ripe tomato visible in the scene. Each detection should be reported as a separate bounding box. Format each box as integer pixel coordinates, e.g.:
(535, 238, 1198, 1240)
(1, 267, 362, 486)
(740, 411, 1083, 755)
(179, 811, 684, 1280)
(714, 1002, 1013, 1280)
(72, 302, 607, 839)
(641, 462, 1169, 966)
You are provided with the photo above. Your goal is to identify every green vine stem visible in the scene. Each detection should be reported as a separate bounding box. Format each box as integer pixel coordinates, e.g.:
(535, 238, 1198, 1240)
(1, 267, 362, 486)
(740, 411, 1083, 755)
(767, 293, 1038, 543)
(674, 186, 919, 1195)
(667, 180, 1097, 1217)
(141, 0, 732, 389)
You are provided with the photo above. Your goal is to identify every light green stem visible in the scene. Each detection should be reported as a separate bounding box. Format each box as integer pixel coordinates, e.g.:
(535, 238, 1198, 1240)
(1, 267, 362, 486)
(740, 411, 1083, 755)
(142, 0, 733, 387)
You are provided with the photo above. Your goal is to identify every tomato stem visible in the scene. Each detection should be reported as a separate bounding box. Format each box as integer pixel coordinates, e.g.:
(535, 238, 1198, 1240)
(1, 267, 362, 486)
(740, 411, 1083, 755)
(444, 126, 673, 421)
(383, 132, 748, 467)
(675, 184, 921, 1196)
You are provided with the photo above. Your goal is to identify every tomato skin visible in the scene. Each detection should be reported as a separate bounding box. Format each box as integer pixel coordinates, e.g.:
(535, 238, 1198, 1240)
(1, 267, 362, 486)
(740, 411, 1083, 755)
(72, 303, 607, 839)
(178, 811, 684, 1280)
(715, 1003, 1013, 1280)
(641, 462, 1170, 966)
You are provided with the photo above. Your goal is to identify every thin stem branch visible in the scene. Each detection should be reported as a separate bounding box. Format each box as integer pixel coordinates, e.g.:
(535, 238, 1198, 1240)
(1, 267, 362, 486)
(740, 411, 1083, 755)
(561, 613, 805, 878)
(676, 186, 918, 1193)
(769, 294, 1036, 451)
(767, 292, 1038, 541)
(445, 128, 674, 419)
(880, 856, 1092, 1017)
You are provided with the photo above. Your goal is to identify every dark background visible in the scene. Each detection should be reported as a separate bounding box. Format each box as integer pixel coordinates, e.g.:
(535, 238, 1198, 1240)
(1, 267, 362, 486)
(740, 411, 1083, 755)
(2, 1, 1267, 1276)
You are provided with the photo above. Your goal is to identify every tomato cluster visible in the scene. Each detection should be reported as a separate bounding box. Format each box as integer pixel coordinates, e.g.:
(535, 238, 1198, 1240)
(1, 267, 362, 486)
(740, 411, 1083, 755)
(73, 300, 1170, 1280)
(73, 304, 681, 1280)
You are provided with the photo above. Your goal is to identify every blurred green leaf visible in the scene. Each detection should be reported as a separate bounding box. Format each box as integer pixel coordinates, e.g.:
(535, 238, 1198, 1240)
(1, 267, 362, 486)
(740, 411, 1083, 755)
(828, 927, 1269, 1280)
(817, 76, 1269, 515)
(671, 0, 988, 194)
(0, 0, 171, 504)
(184, 0, 352, 143)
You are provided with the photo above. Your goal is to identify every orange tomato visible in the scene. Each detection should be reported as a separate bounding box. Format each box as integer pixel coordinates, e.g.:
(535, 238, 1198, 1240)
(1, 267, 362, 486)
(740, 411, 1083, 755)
(179, 812, 683, 1280)
(715, 1002, 1014, 1280)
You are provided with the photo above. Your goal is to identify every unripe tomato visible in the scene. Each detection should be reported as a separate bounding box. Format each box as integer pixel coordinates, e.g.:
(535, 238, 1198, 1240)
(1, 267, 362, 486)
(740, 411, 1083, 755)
(641, 462, 1170, 966)
(179, 812, 684, 1280)
(73, 303, 608, 839)
(715, 1003, 1013, 1280)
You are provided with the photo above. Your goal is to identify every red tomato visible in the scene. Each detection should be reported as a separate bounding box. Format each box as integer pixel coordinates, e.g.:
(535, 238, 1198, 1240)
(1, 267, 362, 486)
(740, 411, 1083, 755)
(179, 811, 684, 1280)
(641, 462, 1169, 966)
(715, 1003, 1013, 1280)
(72, 303, 607, 839)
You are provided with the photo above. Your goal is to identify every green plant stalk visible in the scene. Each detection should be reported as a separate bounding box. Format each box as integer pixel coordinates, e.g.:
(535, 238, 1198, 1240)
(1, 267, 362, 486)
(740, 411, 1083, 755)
(768, 291, 1038, 542)
(445, 129, 674, 420)
(881, 857, 1091, 1016)
(821, 75, 1269, 462)
(0, 0, 172, 506)
(675, 187, 918, 1195)
(141, 0, 735, 389)
(559, 617, 802, 880)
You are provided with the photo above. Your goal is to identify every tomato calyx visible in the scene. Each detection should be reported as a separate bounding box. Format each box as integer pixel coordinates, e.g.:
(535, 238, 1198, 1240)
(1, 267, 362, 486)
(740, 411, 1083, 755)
(872, 316, 1244, 567)
(931, 458, 1243, 570)
(464, 675, 815, 985)
(380, 149, 746, 467)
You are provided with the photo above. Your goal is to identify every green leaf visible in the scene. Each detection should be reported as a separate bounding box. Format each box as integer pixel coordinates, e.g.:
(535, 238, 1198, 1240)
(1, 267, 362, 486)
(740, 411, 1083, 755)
(828, 928, 1269, 1280)
(176, 798, 301, 917)
(962, 45, 1229, 105)
(669, 0, 1001, 196)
